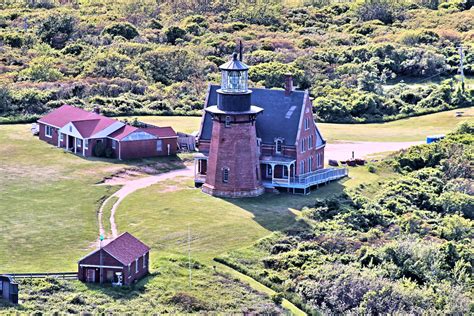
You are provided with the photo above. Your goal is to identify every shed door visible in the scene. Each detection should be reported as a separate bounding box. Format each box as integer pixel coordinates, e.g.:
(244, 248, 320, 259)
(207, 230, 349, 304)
(86, 269, 95, 283)
(2, 281, 9, 299)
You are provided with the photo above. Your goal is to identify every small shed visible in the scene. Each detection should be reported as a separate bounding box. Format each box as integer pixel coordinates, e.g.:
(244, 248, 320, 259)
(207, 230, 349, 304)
(78, 232, 150, 286)
(0, 275, 18, 304)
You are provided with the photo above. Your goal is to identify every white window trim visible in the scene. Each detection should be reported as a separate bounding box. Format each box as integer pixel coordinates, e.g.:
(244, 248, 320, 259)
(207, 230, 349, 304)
(84, 139, 89, 150)
(59, 132, 64, 142)
(222, 167, 229, 183)
(45, 125, 53, 138)
(266, 165, 272, 177)
(275, 139, 282, 154)
(77, 138, 82, 148)
(300, 160, 305, 175)
(135, 258, 138, 273)
(156, 139, 163, 152)
(112, 140, 117, 150)
(143, 254, 146, 269)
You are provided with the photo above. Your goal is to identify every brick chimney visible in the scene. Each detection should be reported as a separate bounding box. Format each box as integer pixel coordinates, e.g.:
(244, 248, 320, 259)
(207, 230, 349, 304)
(284, 73, 293, 96)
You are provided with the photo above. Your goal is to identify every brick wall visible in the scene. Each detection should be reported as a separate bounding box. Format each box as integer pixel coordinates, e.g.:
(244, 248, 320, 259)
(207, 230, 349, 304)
(203, 114, 263, 197)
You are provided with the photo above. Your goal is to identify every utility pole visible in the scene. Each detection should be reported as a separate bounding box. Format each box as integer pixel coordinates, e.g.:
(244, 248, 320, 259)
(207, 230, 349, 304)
(457, 45, 465, 92)
(188, 224, 192, 289)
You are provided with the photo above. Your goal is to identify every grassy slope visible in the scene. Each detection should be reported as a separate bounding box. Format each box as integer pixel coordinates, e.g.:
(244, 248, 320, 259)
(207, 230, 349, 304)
(134, 107, 474, 142)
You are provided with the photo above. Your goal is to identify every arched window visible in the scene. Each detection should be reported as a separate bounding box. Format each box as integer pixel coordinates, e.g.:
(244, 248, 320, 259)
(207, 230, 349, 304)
(222, 167, 229, 183)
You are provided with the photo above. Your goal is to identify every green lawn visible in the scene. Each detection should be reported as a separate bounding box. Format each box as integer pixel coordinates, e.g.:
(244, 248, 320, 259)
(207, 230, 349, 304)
(0, 125, 183, 273)
(132, 107, 474, 143)
(115, 165, 380, 265)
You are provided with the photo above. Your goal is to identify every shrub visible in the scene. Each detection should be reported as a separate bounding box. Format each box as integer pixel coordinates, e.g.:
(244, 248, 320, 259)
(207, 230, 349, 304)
(164, 26, 186, 45)
(356, 0, 405, 24)
(18, 57, 63, 82)
(37, 14, 75, 49)
(84, 52, 132, 79)
(249, 62, 304, 89)
(102, 22, 139, 40)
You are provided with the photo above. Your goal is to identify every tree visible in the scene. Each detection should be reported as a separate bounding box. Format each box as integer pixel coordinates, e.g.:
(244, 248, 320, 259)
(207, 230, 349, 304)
(139, 47, 204, 85)
(84, 52, 132, 78)
(248, 62, 304, 89)
(102, 22, 139, 40)
(356, 0, 405, 24)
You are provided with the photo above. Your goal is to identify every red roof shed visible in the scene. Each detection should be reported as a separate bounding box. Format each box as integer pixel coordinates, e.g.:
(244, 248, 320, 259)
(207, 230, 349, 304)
(78, 232, 150, 286)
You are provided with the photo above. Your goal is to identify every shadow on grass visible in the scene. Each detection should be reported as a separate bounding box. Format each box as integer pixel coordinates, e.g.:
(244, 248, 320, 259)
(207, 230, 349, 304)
(83, 272, 156, 298)
(225, 180, 346, 233)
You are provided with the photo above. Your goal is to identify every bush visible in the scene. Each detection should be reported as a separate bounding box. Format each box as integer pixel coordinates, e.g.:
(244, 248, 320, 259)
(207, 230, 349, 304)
(18, 57, 63, 82)
(37, 14, 75, 49)
(356, 0, 405, 24)
(102, 22, 139, 40)
(164, 26, 186, 45)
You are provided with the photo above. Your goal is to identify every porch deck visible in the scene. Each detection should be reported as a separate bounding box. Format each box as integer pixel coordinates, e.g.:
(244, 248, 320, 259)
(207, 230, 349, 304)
(262, 167, 348, 191)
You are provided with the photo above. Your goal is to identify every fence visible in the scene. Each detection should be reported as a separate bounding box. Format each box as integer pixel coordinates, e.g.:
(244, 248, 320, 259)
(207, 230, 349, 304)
(7, 272, 77, 280)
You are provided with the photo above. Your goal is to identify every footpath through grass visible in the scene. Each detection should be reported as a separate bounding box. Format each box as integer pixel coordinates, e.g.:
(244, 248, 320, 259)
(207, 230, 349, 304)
(134, 107, 473, 142)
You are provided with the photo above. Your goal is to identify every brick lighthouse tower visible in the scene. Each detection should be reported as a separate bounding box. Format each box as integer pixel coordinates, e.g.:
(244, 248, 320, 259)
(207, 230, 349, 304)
(202, 52, 264, 198)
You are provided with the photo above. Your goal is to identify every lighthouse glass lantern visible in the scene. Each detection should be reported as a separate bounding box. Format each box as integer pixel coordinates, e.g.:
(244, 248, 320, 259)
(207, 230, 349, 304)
(220, 53, 248, 93)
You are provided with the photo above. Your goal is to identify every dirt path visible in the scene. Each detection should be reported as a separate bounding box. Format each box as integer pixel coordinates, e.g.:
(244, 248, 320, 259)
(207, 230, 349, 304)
(97, 167, 193, 240)
(325, 141, 423, 162)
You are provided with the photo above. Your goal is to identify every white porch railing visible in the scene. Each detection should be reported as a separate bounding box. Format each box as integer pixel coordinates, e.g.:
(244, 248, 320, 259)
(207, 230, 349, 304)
(290, 168, 348, 186)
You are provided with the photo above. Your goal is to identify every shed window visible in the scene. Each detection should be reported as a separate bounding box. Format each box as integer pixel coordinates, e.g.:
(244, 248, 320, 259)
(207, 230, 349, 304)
(76, 138, 82, 148)
(225, 116, 231, 128)
(112, 140, 117, 149)
(135, 258, 139, 273)
(59, 132, 64, 142)
(143, 254, 146, 268)
(45, 125, 53, 138)
(222, 168, 229, 183)
(157, 140, 163, 151)
(84, 139, 89, 150)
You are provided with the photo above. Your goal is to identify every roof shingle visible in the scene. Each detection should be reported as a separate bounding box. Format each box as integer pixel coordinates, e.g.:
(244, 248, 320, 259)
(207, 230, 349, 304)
(103, 232, 150, 266)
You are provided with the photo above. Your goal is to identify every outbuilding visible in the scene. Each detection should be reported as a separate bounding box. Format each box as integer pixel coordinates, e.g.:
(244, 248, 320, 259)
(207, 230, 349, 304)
(78, 232, 150, 286)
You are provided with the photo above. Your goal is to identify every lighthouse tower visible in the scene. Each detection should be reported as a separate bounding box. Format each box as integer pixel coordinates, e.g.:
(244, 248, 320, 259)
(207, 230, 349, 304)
(202, 52, 264, 198)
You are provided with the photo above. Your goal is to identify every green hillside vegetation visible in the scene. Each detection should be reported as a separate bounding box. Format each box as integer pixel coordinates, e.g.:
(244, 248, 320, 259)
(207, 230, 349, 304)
(217, 122, 474, 314)
(0, 0, 473, 124)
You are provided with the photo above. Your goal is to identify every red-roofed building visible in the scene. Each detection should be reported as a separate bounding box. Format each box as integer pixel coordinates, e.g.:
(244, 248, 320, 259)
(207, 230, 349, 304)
(37, 105, 178, 159)
(78, 232, 150, 285)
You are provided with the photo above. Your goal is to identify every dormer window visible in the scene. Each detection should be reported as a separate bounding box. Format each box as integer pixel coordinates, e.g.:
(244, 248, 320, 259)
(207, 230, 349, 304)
(275, 139, 283, 154)
(225, 116, 231, 128)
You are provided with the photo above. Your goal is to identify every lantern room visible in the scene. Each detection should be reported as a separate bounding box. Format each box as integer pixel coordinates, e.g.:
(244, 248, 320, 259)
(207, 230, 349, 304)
(219, 52, 249, 93)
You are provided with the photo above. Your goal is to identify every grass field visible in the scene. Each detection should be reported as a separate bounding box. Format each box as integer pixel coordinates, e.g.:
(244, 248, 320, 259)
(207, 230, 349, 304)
(0, 125, 184, 273)
(133, 107, 473, 142)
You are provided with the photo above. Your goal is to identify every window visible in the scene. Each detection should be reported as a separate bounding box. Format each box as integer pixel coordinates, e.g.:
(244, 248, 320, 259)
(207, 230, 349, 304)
(304, 117, 309, 130)
(143, 254, 146, 269)
(283, 165, 288, 178)
(222, 168, 229, 183)
(69, 126, 72, 133)
(45, 125, 53, 138)
(135, 258, 139, 273)
(266, 165, 273, 177)
(76, 138, 82, 148)
(156, 140, 163, 151)
(59, 132, 63, 142)
(84, 139, 89, 150)
(275, 139, 282, 154)
(112, 140, 117, 150)
(308, 157, 313, 172)
(225, 116, 231, 128)
(309, 135, 313, 149)
(300, 139, 304, 153)
(300, 160, 305, 175)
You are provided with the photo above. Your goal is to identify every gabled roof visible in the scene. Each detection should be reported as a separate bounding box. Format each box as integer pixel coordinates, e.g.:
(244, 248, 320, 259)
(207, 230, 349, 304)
(109, 126, 178, 141)
(39, 105, 120, 138)
(38, 105, 100, 128)
(142, 126, 177, 138)
(102, 232, 150, 266)
(200, 85, 306, 146)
